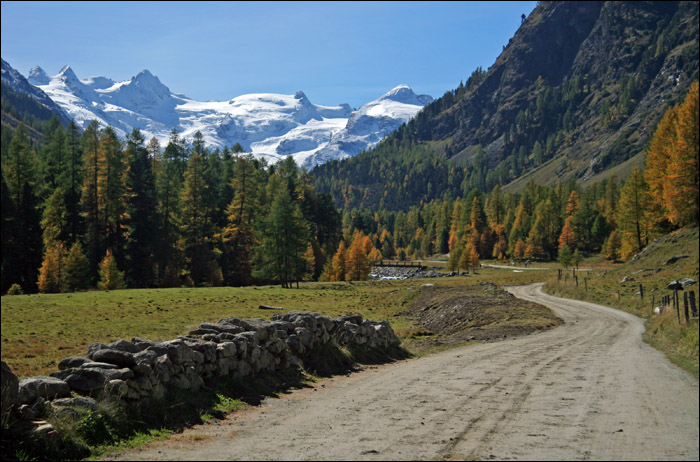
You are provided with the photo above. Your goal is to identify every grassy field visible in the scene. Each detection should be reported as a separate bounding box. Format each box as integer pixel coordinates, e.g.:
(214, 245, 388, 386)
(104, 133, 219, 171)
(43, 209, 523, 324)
(544, 226, 699, 377)
(1, 267, 555, 379)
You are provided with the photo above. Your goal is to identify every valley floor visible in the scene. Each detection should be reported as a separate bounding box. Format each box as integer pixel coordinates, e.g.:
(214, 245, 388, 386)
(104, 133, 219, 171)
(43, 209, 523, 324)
(104, 283, 699, 461)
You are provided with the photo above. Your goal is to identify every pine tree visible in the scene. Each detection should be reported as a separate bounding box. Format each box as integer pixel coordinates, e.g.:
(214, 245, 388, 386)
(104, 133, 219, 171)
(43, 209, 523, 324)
(180, 140, 213, 284)
(41, 187, 67, 248)
(63, 120, 84, 244)
(558, 244, 573, 268)
(98, 250, 126, 290)
(97, 126, 128, 267)
(4, 124, 36, 208)
(220, 154, 261, 286)
(604, 230, 621, 262)
(617, 166, 651, 260)
(81, 120, 102, 280)
(254, 178, 310, 287)
(1, 173, 17, 293)
(64, 242, 91, 291)
(155, 130, 186, 282)
(124, 129, 158, 287)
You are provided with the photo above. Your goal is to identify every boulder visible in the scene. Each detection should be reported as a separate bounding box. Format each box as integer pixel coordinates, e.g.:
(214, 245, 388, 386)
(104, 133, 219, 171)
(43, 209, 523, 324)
(18, 376, 70, 404)
(62, 368, 107, 394)
(665, 255, 689, 265)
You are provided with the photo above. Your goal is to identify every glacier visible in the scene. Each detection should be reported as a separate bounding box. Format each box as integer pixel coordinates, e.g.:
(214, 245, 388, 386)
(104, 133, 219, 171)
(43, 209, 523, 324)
(26, 63, 433, 169)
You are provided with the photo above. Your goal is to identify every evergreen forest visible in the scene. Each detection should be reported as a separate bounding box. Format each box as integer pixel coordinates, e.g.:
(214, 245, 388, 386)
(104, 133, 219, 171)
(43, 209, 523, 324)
(1, 81, 697, 295)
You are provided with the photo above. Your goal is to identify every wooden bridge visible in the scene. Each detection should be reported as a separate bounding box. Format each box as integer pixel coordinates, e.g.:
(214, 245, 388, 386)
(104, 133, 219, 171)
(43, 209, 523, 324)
(373, 260, 426, 270)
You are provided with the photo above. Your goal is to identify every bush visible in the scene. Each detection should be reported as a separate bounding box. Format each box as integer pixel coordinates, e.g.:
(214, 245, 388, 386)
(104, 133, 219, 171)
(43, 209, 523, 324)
(6, 283, 23, 295)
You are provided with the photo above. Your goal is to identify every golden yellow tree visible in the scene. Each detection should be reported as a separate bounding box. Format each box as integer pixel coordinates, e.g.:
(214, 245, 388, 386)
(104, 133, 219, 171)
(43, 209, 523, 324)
(645, 81, 699, 228)
(558, 216, 577, 251)
(329, 241, 348, 282)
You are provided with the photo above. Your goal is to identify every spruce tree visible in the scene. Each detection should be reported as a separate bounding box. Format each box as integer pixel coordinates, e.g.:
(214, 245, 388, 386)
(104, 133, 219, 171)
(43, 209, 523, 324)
(124, 129, 158, 287)
(64, 242, 91, 291)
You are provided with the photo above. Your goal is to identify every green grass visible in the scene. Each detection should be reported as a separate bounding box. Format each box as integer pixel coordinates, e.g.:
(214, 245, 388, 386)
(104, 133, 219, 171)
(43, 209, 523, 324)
(1, 269, 557, 379)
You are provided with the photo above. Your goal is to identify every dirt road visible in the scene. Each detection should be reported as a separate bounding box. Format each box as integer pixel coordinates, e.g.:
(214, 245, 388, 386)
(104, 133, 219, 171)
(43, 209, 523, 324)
(108, 283, 698, 461)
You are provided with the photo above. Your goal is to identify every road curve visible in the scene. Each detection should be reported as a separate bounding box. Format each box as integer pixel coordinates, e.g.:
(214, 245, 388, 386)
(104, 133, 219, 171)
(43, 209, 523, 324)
(109, 283, 699, 461)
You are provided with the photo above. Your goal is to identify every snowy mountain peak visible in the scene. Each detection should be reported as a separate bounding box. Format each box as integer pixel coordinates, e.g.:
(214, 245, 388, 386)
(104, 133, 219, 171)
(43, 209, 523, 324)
(28, 66, 50, 85)
(379, 84, 434, 106)
(19, 59, 432, 169)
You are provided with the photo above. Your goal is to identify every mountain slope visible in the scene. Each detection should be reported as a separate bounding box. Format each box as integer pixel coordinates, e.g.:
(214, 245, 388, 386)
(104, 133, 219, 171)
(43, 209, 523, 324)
(23, 63, 431, 168)
(311, 1, 699, 210)
(1, 58, 72, 128)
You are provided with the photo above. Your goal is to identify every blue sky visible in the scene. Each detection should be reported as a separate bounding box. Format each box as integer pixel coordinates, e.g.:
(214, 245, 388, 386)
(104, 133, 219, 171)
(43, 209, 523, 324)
(1, 1, 537, 109)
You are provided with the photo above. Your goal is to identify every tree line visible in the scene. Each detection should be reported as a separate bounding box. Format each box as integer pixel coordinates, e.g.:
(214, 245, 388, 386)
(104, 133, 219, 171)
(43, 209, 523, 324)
(1, 81, 696, 294)
(2, 122, 348, 294)
(327, 81, 698, 269)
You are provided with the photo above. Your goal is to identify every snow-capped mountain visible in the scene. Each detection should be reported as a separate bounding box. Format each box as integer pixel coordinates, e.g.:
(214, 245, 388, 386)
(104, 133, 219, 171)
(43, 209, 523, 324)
(1, 59, 71, 124)
(24, 62, 432, 169)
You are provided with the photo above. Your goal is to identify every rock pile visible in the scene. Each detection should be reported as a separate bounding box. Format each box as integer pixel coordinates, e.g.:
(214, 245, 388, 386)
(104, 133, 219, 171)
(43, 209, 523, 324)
(2, 311, 399, 424)
(370, 266, 458, 280)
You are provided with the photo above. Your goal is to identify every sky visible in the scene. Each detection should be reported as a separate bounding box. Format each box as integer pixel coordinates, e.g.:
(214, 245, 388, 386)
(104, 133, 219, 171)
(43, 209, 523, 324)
(1, 1, 537, 109)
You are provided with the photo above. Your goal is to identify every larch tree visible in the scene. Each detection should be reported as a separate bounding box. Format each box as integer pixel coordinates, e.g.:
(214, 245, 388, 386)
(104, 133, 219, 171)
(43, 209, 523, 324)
(221, 154, 261, 286)
(81, 120, 102, 280)
(616, 166, 651, 260)
(97, 126, 128, 266)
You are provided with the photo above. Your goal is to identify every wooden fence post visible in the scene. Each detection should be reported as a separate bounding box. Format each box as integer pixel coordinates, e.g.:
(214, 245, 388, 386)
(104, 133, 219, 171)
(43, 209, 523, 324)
(639, 283, 644, 302)
(674, 290, 680, 324)
(683, 291, 689, 324)
(689, 291, 697, 319)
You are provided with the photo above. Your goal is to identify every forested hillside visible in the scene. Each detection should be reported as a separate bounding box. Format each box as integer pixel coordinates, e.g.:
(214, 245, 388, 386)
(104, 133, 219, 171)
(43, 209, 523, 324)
(311, 1, 699, 211)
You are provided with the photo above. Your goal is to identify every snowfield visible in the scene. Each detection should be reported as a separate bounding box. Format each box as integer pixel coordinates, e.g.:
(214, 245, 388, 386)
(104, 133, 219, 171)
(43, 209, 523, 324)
(27, 64, 433, 169)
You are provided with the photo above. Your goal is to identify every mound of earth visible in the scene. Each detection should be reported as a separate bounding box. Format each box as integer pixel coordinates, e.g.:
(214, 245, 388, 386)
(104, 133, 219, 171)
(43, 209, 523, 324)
(401, 283, 563, 351)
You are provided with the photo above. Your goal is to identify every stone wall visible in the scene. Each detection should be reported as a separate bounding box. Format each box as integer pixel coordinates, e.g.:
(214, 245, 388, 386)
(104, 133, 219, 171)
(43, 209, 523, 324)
(2, 311, 400, 422)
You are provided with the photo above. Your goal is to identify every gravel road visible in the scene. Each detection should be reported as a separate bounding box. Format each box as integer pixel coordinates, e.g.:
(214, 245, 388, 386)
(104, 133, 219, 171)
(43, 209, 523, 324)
(108, 283, 699, 461)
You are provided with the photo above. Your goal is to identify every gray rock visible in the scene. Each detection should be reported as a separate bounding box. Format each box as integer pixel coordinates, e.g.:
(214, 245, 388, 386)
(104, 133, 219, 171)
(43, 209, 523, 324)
(58, 356, 90, 370)
(199, 322, 245, 335)
(87, 342, 108, 358)
(79, 361, 120, 370)
(18, 376, 70, 404)
(132, 363, 153, 377)
(107, 339, 142, 354)
(217, 342, 237, 358)
(91, 349, 137, 368)
(63, 368, 107, 394)
(667, 280, 685, 291)
(665, 255, 689, 265)
(680, 278, 697, 287)
(104, 379, 128, 399)
(51, 397, 99, 411)
(188, 328, 221, 336)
